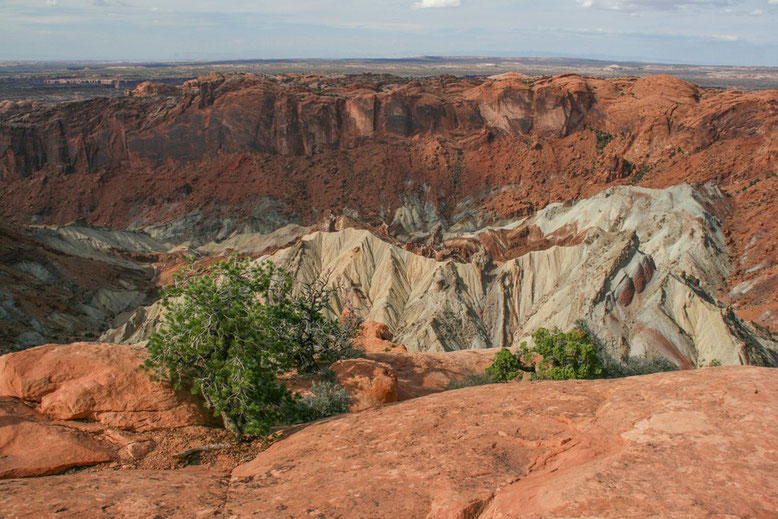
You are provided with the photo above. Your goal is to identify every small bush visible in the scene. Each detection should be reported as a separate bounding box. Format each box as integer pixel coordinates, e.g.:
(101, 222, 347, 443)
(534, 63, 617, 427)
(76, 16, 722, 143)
(294, 381, 351, 422)
(283, 277, 363, 374)
(485, 325, 681, 383)
(595, 129, 614, 154)
(708, 359, 722, 367)
(486, 348, 524, 382)
(600, 353, 678, 378)
(575, 319, 678, 378)
(448, 372, 495, 390)
(630, 164, 653, 184)
(533, 328, 604, 380)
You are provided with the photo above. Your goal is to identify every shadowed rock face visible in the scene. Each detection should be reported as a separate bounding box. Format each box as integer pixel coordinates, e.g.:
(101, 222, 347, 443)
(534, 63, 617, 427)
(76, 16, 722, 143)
(0, 222, 169, 353)
(0, 74, 593, 178)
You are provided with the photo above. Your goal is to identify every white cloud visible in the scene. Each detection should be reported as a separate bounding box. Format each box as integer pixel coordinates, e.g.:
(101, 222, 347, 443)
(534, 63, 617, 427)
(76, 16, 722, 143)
(413, 0, 462, 8)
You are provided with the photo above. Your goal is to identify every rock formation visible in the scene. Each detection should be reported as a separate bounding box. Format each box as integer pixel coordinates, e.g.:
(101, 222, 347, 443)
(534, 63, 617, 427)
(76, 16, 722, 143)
(106, 184, 778, 368)
(0, 341, 775, 516)
(331, 358, 399, 411)
(0, 341, 247, 486)
(355, 321, 408, 353)
(0, 222, 167, 353)
(225, 367, 778, 518)
(0, 397, 115, 479)
(7, 366, 764, 517)
(0, 73, 776, 334)
(0, 342, 214, 431)
(2, 70, 776, 517)
(370, 348, 498, 400)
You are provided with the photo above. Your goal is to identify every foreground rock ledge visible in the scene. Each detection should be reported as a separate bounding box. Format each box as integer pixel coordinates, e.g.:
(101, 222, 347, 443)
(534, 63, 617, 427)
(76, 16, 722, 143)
(228, 366, 777, 518)
(0, 342, 214, 431)
(0, 467, 229, 517)
(0, 397, 114, 479)
(1, 366, 776, 518)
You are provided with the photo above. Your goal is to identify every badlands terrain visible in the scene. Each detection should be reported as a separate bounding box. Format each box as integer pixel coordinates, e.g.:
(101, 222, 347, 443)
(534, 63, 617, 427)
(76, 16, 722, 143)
(0, 70, 777, 516)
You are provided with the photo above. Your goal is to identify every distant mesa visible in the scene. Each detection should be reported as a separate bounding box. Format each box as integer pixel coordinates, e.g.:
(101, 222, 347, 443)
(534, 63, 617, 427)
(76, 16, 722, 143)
(125, 81, 180, 97)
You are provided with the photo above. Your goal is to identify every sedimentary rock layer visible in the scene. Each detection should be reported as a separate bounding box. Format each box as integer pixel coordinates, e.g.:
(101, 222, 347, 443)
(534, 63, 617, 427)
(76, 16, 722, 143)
(109, 184, 778, 367)
(0, 73, 776, 330)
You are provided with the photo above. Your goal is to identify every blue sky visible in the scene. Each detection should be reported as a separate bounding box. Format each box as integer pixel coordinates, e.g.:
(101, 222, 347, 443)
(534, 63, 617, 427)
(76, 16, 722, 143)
(0, 0, 776, 66)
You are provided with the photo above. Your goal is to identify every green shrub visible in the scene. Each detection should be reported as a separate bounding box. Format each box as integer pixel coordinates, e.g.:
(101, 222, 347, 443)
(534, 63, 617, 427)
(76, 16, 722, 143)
(708, 359, 722, 367)
(144, 256, 360, 436)
(284, 277, 363, 374)
(293, 381, 351, 422)
(448, 372, 495, 390)
(487, 325, 679, 383)
(599, 353, 678, 378)
(574, 320, 678, 378)
(486, 348, 524, 382)
(630, 164, 653, 184)
(595, 129, 614, 154)
(532, 328, 604, 380)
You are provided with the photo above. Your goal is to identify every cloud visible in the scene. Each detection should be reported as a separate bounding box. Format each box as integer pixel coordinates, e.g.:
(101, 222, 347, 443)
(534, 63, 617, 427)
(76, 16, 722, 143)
(413, 0, 462, 8)
(576, 0, 734, 11)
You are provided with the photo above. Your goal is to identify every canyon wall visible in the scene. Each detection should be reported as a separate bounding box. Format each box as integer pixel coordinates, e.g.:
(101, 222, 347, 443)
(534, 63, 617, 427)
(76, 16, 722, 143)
(1, 72, 776, 351)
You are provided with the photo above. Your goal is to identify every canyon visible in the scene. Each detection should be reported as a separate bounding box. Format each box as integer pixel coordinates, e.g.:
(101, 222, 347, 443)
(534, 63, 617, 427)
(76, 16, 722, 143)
(0, 70, 777, 517)
(1, 71, 776, 361)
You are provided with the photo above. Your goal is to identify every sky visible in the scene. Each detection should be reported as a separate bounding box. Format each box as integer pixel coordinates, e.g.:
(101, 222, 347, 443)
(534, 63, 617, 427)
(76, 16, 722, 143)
(0, 0, 776, 66)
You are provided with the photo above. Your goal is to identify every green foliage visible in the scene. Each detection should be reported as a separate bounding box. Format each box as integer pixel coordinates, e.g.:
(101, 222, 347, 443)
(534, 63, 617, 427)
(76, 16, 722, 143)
(486, 324, 679, 383)
(631, 164, 653, 184)
(284, 277, 363, 374)
(708, 359, 723, 367)
(574, 319, 678, 378)
(532, 328, 604, 380)
(293, 381, 351, 422)
(448, 372, 495, 390)
(595, 129, 614, 154)
(517, 341, 534, 367)
(144, 256, 361, 436)
(486, 347, 524, 382)
(599, 353, 678, 378)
